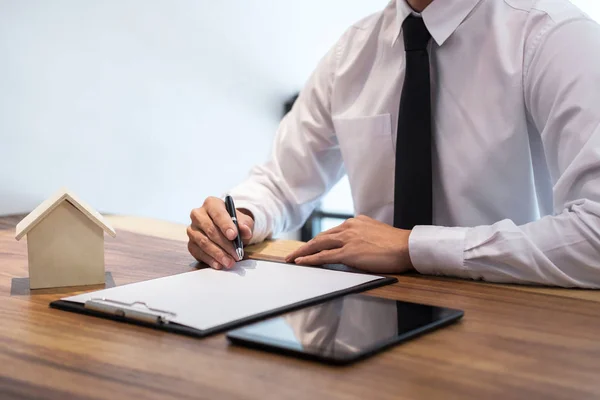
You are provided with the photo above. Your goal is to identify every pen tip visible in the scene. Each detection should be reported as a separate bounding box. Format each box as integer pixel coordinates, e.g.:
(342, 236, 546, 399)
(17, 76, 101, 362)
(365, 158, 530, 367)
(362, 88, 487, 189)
(236, 248, 244, 261)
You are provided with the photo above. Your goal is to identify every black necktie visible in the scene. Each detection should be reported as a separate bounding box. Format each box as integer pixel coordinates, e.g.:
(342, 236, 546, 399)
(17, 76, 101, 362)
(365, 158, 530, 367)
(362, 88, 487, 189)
(393, 15, 433, 229)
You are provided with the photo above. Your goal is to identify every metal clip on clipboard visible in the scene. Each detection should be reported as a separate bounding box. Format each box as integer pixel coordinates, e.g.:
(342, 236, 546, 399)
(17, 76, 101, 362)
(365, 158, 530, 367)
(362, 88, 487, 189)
(84, 298, 177, 325)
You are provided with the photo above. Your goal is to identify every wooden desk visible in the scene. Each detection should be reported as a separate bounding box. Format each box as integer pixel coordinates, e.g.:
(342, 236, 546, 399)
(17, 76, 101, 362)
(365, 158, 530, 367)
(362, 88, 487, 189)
(2, 216, 600, 399)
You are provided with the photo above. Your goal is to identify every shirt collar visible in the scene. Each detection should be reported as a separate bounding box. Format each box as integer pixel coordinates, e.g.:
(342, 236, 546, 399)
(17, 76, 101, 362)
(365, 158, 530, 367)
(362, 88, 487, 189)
(393, 0, 483, 47)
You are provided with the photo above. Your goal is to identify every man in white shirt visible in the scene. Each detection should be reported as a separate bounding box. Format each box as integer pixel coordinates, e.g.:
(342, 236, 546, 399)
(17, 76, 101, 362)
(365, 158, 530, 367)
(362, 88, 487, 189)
(187, 0, 600, 288)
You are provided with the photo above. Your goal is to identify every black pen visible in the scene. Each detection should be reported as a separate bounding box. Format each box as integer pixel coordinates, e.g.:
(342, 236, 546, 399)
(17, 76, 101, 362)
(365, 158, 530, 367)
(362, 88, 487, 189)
(224, 195, 244, 261)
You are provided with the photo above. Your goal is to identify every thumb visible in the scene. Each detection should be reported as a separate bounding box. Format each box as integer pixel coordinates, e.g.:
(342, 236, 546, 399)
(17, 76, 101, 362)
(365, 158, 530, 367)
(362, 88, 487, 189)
(237, 209, 254, 240)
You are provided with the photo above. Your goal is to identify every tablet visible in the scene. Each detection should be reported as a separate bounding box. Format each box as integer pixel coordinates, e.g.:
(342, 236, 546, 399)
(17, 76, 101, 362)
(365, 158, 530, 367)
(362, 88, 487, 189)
(226, 294, 464, 365)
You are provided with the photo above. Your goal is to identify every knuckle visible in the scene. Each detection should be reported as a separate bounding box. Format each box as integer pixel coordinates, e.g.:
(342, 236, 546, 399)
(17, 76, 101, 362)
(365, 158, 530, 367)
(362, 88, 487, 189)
(213, 250, 227, 264)
(190, 208, 200, 223)
(205, 245, 221, 260)
(309, 237, 322, 248)
(215, 249, 227, 261)
(204, 196, 218, 207)
(197, 234, 209, 247)
(204, 225, 217, 239)
(340, 231, 351, 241)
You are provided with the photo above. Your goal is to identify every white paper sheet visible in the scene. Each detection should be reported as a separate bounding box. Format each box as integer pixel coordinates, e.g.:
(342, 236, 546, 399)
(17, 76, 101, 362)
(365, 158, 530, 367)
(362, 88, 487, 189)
(62, 259, 384, 331)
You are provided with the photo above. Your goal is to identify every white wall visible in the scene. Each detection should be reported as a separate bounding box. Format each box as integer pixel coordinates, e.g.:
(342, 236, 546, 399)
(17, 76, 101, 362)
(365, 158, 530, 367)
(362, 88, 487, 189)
(1, 0, 598, 228)
(0, 0, 388, 225)
(571, 0, 600, 21)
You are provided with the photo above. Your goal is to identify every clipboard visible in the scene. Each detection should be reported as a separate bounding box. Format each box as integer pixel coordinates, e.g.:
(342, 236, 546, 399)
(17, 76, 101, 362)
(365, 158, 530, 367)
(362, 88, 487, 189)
(50, 260, 397, 338)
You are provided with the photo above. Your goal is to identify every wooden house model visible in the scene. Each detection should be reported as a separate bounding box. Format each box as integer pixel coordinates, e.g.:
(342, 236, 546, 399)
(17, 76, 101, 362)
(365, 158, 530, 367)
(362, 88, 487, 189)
(15, 188, 116, 289)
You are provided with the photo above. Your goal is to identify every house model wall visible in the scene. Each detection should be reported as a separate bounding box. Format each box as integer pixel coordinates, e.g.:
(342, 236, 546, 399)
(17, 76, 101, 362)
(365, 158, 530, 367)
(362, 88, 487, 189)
(15, 189, 116, 289)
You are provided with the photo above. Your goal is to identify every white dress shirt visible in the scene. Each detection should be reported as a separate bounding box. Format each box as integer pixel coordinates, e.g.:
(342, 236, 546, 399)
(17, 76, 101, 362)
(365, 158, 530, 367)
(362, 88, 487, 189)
(228, 0, 600, 288)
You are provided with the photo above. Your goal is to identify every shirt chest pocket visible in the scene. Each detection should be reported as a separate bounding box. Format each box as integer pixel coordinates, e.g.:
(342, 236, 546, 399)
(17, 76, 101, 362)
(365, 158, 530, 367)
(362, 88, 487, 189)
(332, 114, 395, 214)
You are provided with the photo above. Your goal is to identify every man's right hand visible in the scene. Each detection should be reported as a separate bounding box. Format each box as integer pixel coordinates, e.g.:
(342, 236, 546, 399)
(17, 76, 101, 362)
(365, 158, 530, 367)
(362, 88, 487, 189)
(187, 197, 254, 269)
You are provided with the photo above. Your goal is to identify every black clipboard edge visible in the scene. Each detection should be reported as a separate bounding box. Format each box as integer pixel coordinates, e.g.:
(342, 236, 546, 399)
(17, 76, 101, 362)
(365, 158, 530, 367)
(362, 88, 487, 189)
(49, 276, 398, 339)
(49, 299, 202, 338)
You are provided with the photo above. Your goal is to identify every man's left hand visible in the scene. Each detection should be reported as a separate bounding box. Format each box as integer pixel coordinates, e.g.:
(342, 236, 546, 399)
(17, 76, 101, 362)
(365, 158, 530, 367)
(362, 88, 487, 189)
(285, 215, 414, 274)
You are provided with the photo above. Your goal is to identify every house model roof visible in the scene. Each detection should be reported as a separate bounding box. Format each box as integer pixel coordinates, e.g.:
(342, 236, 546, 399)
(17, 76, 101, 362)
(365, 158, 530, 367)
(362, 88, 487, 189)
(15, 188, 117, 241)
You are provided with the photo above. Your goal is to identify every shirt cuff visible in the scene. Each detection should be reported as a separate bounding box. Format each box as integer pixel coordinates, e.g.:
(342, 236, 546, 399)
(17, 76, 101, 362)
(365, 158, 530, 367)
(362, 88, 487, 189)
(408, 225, 469, 276)
(228, 199, 271, 245)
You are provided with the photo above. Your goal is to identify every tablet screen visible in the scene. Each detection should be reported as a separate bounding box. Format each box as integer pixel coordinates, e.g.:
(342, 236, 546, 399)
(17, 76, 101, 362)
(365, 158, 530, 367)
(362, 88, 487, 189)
(228, 294, 462, 361)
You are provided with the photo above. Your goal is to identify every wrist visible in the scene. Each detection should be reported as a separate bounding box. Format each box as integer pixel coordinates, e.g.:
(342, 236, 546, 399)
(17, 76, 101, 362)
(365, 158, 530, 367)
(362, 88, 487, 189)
(405, 230, 415, 271)
(395, 228, 414, 272)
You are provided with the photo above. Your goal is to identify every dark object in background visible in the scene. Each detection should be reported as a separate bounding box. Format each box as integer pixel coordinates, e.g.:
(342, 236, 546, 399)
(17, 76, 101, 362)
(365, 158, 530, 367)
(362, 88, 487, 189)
(284, 93, 299, 116)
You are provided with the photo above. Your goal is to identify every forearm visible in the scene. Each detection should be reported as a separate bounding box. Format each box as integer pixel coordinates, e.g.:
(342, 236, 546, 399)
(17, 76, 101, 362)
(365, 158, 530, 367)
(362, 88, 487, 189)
(228, 162, 323, 244)
(226, 30, 350, 244)
(409, 200, 600, 287)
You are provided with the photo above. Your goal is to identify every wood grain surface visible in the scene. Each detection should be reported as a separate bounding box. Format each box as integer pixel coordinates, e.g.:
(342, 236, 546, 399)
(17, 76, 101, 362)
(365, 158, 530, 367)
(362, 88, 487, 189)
(2, 216, 600, 399)
(103, 214, 600, 303)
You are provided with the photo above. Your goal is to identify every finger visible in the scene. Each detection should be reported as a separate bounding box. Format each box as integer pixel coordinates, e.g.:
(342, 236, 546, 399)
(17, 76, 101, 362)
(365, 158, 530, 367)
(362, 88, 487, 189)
(239, 224, 253, 241)
(188, 241, 222, 270)
(237, 210, 255, 241)
(285, 234, 343, 263)
(204, 197, 238, 240)
(295, 248, 345, 266)
(284, 219, 349, 262)
(318, 223, 346, 236)
(193, 209, 238, 260)
(187, 226, 235, 269)
(312, 217, 355, 239)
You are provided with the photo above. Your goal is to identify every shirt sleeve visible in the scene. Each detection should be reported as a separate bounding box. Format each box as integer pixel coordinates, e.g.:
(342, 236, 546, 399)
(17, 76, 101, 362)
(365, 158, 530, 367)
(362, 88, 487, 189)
(227, 35, 347, 244)
(410, 18, 600, 288)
